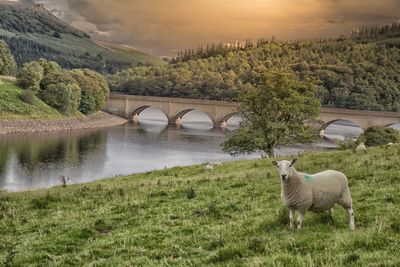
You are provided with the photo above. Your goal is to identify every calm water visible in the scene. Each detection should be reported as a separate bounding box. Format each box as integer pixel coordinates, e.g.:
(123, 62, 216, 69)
(0, 121, 254, 192)
(1, 109, 394, 192)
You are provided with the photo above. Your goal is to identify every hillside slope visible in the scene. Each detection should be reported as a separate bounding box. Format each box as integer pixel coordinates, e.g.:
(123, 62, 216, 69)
(0, 146, 399, 266)
(0, 1, 166, 73)
(0, 76, 62, 120)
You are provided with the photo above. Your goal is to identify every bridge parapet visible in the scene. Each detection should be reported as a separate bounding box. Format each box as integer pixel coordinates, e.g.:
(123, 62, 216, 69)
(105, 94, 400, 129)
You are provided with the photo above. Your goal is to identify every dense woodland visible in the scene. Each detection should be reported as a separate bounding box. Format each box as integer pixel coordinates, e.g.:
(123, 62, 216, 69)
(110, 24, 400, 111)
(0, 40, 16, 76)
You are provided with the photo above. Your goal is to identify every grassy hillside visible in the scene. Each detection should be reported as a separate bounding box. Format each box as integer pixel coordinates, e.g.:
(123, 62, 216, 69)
(0, 77, 62, 119)
(0, 1, 166, 73)
(1, 146, 399, 266)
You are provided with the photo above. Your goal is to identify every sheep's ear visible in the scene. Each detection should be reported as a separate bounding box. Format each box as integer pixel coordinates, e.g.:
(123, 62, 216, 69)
(291, 158, 297, 166)
(272, 160, 278, 166)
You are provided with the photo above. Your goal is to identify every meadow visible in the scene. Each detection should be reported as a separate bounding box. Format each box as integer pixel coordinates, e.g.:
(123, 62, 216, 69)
(0, 78, 62, 120)
(0, 146, 399, 266)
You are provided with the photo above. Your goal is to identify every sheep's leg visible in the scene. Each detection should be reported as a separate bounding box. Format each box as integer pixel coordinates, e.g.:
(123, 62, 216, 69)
(348, 207, 355, 230)
(289, 209, 295, 229)
(297, 210, 306, 229)
(339, 189, 355, 230)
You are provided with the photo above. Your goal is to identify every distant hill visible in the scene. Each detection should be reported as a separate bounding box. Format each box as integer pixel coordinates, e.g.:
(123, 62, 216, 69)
(0, 1, 166, 73)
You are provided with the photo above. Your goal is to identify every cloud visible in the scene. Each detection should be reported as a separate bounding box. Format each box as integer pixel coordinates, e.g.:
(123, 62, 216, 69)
(34, 0, 400, 56)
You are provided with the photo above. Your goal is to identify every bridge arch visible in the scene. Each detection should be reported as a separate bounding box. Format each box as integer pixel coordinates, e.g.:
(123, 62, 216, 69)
(320, 119, 363, 131)
(174, 109, 195, 121)
(386, 123, 400, 128)
(130, 106, 151, 118)
(129, 106, 168, 122)
(218, 112, 240, 128)
(219, 112, 239, 123)
(173, 108, 214, 127)
(105, 94, 400, 129)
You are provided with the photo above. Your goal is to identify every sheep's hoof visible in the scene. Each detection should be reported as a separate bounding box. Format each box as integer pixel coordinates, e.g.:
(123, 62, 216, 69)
(350, 224, 355, 230)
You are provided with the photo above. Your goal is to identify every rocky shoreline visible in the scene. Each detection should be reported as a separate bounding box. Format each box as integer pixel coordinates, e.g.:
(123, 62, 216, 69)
(0, 112, 128, 135)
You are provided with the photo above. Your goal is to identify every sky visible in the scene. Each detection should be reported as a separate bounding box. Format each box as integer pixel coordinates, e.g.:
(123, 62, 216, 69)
(31, 0, 400, 57)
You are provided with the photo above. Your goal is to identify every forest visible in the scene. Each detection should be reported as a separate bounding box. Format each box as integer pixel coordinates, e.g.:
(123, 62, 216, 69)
(110, 24, 400, 111)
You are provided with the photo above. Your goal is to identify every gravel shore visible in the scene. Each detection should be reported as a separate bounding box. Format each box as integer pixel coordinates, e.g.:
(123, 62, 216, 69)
(0, 112, 128, 135)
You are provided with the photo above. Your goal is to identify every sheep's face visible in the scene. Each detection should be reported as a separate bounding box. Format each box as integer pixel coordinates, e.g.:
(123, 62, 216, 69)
(272, 159, 297, 181)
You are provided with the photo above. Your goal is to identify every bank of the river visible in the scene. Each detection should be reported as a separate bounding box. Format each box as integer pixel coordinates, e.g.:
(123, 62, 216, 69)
(0, 77, 127, 134)
(0, 111, 127, 135)
(1, 146, 399, 266)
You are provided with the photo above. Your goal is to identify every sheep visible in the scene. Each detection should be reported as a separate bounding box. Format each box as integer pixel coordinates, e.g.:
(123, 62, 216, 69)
(204, 163, 214, 170)
(272, 159, 355, 230)
(355, 143, 366, 151)
(210, 162, 223, 166)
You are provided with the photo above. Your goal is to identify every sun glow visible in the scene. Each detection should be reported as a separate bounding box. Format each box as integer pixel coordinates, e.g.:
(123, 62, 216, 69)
(34, 0, 400, 56)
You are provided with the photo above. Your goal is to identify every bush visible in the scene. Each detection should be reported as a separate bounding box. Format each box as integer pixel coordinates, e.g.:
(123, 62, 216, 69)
(37, 58, 61, 77)
(337, 138, 358, 150)
(17, 62, 44, 92)
(79, 91, 97, 115)
(53, 31, 61, 38)
(40, 71, 81, 115)
(359, 126, 400, 147)
(20, 90, 36, 105)
(70, 69, 110, 114)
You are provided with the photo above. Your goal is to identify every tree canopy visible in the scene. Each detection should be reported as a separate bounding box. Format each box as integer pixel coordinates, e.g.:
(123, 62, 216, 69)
(222, 70, 321, 157)
(0, 41, 16, 76)
(16, 59, 110, 116)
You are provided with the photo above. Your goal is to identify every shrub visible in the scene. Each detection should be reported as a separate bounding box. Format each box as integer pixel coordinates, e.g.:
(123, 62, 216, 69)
(79, 91, 97, 115)
(53, 31, 61, 38)
(70, 69, 110, 114)
(359, 126, 400, 147)
(337, 138, 358, 150)
(40, 71, 81, 115)
(20, 89, 36, 105)
(36, 58, 61, 77)
(17, 61, 44, 92)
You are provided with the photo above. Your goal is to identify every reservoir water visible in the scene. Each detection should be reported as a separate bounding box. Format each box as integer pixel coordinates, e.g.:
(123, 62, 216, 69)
(1, 109, 396, 192)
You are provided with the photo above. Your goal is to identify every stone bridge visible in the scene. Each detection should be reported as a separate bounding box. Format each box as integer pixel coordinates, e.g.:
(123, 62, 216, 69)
(104, 94, 400, 129)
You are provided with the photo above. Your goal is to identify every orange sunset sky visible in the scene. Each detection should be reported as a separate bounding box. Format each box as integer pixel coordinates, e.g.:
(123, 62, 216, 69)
(33, 0, 400, 56)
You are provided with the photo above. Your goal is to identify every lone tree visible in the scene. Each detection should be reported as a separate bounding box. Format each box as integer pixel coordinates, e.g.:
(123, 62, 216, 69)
(222, 70, 321, 157)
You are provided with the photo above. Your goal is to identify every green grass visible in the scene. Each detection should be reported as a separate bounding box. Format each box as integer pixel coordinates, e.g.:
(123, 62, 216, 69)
(1, 146, 399, 266)
(0, 78, 63, 120)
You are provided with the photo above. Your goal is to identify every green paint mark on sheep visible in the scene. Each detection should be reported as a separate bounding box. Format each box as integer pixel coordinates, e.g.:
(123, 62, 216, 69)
(304, 174, 314, 181)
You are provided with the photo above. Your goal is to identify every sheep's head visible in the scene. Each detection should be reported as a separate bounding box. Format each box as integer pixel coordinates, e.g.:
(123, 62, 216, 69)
(272, 159, 297, 181)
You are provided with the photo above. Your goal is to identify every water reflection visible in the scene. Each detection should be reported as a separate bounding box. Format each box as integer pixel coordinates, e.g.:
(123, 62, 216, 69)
(0, 122, 257, 192)
(1, 115, 397, 192)
(0, 131, 107, 191)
